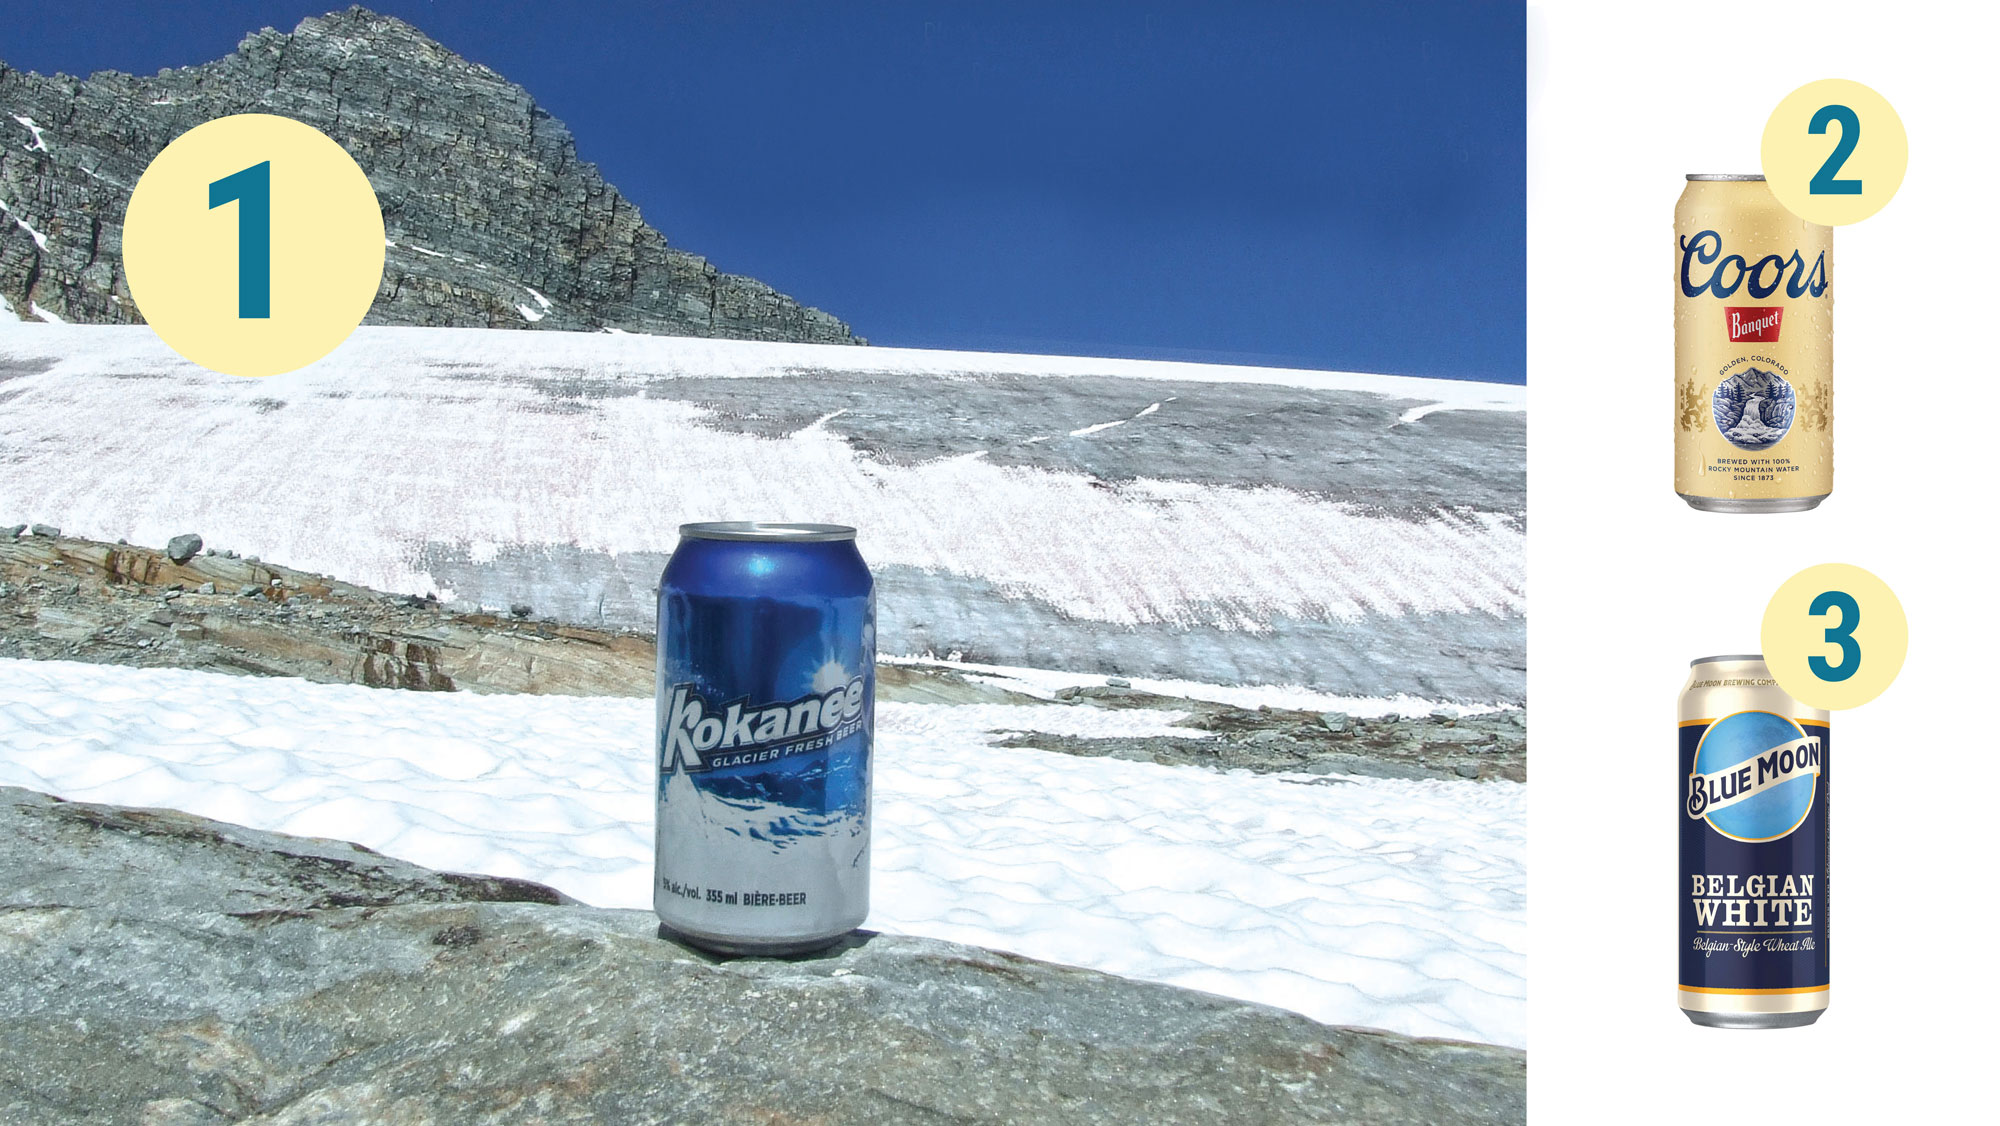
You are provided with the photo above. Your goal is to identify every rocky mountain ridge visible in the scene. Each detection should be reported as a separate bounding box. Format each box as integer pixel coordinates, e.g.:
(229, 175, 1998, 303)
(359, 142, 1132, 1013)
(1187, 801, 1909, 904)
(0, 6, 859, 342)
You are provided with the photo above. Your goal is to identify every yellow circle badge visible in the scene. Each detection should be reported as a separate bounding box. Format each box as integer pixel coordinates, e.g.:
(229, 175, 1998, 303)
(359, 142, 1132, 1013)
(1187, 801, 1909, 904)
(122, 114, 384, 377)
(1760, 562, 1907, 711)
(1760, 78, 1907, 227)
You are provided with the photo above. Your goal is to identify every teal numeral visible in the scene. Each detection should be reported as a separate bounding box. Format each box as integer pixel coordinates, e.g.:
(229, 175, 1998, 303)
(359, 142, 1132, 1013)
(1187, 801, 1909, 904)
(209, 161, 271, 319)
(1808, 105, 1862, 196)
(1808, 589, 1861, 682)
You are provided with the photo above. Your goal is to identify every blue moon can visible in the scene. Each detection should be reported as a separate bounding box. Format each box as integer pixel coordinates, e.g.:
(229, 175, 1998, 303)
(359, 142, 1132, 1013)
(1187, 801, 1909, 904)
(654, 522, 875, 956)
(1679, 654, 1830, 1027)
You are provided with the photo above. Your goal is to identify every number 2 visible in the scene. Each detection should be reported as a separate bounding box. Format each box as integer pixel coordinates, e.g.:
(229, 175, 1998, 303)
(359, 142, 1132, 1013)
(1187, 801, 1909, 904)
(1808, 589, 1861, 682)
(1808, 104, 1862, 196)
(209, 161, 271, 319)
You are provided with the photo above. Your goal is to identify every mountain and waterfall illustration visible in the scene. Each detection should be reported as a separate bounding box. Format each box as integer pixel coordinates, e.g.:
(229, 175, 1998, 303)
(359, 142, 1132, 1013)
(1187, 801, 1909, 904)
(1713, 365, 1797, 451)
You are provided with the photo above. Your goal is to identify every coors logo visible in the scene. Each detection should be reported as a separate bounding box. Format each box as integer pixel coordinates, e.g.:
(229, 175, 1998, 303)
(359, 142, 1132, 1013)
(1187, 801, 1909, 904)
(1726, 306, 1783, 343)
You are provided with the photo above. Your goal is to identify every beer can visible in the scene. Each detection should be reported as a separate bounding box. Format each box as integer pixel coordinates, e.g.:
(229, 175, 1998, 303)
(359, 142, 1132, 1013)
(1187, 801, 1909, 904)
(654, 522, 875, 956)
(1678, 654, 1829, 1027)
(1674, 175, 1834, 512)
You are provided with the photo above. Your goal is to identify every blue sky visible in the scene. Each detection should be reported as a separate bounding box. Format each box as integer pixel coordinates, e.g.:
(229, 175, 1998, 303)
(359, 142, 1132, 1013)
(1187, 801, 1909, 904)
(9, 2, 1524, 382)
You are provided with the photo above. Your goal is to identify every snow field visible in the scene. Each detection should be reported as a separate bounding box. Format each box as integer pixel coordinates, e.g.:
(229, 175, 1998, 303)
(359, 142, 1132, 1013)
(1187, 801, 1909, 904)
(0, 325, 1524, 635)
(0, 658, 1525, 1047)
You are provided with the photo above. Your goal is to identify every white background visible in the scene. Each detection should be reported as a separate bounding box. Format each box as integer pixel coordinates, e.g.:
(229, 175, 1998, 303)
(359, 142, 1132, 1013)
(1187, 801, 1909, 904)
(1529, 1, 1990, 1120)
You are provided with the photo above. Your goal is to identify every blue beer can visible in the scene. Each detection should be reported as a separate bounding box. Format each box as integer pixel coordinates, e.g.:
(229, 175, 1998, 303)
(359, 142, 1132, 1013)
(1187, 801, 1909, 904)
(1678, 654, 1830, 1027)
(654, 522, 875, 956)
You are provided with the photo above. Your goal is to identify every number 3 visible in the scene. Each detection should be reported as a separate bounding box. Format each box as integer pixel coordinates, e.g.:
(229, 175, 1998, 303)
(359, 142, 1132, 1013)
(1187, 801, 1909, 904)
(1808, 104, 1862, 196)
(1808, 590, 1860, 682)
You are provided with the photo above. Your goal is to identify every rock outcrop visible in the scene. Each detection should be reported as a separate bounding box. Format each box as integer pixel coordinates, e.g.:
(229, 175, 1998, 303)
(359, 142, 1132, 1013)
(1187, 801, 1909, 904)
(0, 7, 858, 343)
(0, 786, 1526, 1123)
(0, 530, 1526, 780)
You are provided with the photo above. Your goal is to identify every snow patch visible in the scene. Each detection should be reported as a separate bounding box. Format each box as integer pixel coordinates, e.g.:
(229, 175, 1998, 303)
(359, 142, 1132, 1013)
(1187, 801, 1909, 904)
(0, 198, 50, 251)
(11, 114, 47, 152)
(514, 303, 545, 324)
(523, 286, 553, 311)
(29, 302, 64, 324)
(0, 658, 1526, 1047)
(1069, 400, 1165, 438)
(1398, 402, 1464, 425)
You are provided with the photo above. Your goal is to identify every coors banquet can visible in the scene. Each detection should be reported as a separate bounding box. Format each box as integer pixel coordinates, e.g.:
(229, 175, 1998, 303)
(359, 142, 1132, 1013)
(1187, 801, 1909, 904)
(1674, 175, 1833, 512)
(1679, 655, 1829, 1027)
(654, 522, 875, 956)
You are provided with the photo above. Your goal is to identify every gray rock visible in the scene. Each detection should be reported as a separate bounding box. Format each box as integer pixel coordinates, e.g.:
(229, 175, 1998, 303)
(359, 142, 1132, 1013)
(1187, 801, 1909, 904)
(165, 533, 203, 564)
(509, 603, 534, 619)
(0, 786, 1522, 1124)
(1319, 712, 1351, 734)
(195, 582, 216, 595)
(236, 584, 260, 598)
(2, 525, 23, 538)
(1105, 676, 1132, 688)
(0, 9, 859, 345)
(1454, 763, 1482, 779)
(1425, 728, 1496, 745)
(28, 524, 58, 537)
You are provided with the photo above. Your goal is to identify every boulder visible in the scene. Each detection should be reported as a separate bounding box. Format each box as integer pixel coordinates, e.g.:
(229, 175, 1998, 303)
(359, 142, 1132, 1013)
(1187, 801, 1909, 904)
(0, 787, 1524, 1123)
(165, 533, 203, 565)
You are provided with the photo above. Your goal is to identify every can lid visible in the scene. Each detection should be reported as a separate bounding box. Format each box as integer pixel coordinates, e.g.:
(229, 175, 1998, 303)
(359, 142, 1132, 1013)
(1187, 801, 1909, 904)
(1689, 653, 1764, 667)
(679, 521, 857, 542)
(1686, 174, 1766, 181)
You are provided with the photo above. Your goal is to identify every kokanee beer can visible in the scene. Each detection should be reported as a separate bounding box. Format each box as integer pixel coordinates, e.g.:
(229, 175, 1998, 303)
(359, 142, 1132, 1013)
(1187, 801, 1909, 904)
(1679, 655, 1830, 1027)
(655, 522, 875, 956)
(1674, 175, 1834, 512)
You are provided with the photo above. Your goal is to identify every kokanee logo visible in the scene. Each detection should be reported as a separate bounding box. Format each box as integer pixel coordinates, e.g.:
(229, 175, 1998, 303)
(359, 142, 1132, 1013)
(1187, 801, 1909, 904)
(661, 679, 868, 773)
(1679, 230, 1828, 300)
(1726, 306, 1783, 343)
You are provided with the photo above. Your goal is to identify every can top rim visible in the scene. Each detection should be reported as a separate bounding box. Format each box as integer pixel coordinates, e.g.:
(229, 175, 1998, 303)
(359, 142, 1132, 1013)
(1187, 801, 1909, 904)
(1689, 653, 1765, 667)
(1686, 174, 1765, 181)
(679, 521, 856, 543)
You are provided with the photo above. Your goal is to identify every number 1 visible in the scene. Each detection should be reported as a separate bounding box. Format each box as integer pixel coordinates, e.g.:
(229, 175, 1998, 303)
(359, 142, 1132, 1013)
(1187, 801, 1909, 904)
(209, 161, 271, 319)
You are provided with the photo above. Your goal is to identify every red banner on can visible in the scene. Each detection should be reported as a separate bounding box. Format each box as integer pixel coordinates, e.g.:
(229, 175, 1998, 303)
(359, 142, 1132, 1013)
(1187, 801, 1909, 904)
(1725, 306, 1783, 343)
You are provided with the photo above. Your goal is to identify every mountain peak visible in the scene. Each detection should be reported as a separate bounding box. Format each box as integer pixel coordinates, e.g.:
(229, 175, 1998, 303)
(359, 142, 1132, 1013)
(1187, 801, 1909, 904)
(0, 10, 860, 343)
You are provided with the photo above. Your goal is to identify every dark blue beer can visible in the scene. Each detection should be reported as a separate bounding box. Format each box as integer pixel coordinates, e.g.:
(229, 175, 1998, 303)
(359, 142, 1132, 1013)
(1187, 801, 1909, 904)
(654, 522, 875, 956)
(1678, 654, 1830, 1027)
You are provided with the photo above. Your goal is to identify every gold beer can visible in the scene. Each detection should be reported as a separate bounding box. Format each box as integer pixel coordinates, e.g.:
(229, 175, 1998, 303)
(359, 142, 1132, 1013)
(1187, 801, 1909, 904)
(1674, 175, 1833, 512)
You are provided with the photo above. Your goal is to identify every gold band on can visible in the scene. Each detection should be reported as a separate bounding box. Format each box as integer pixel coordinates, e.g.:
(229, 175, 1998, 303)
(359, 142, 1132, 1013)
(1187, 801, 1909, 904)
(1673, 176, 1832, 512)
